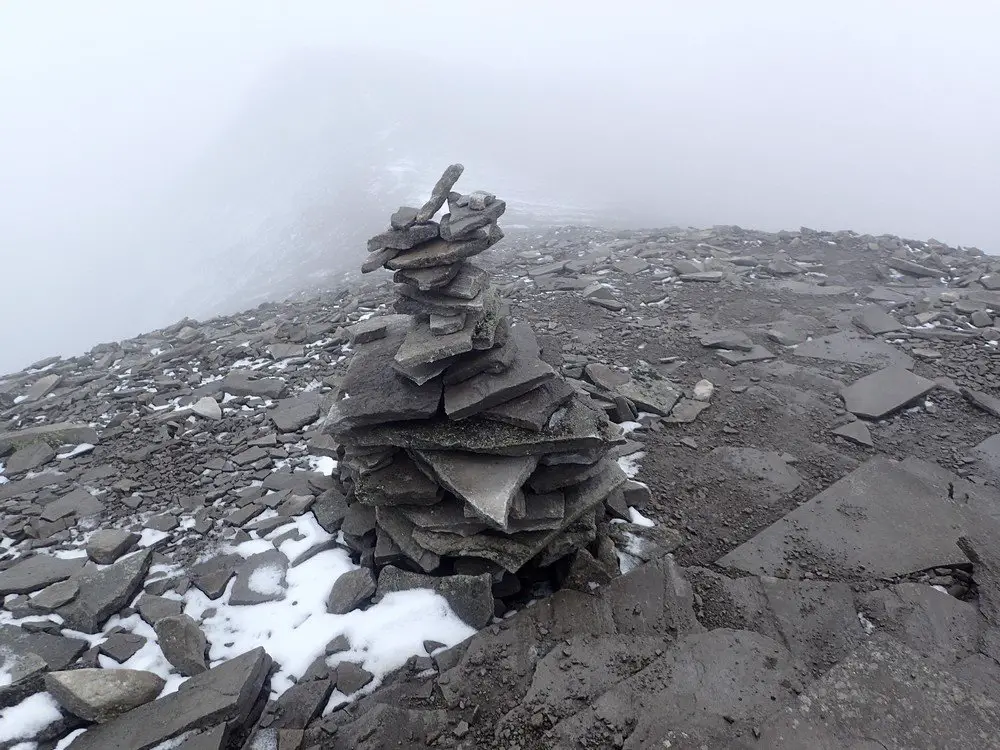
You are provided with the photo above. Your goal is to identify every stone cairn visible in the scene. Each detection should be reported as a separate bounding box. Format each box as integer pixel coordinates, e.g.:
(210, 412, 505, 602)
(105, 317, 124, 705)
(321, 164, 629, 602)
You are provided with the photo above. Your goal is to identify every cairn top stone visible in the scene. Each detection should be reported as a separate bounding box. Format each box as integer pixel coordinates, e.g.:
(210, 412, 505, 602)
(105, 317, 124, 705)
(415, 163, 464, 223)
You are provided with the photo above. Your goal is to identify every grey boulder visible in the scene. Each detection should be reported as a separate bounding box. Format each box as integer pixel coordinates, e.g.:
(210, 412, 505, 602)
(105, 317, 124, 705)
(45, 668, 165, 723)
(155, 614, 209, 676)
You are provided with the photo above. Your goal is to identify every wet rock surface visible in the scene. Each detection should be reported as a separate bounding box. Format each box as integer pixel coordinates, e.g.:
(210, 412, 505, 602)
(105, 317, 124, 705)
(0, 174, 999, 747)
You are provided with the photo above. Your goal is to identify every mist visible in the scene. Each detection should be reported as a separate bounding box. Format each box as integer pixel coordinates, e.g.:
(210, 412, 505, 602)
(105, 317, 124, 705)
(1, 1, 998, 374)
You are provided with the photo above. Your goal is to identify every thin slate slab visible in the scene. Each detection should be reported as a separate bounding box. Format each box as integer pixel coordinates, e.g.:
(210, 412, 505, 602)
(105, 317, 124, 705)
(385, 230, 491, 271)
(793, 330, 913, 369)
(366, 222, 440, 253)
(0, 623, 87, 670)
(852, 304, 903, 335)
(57, 549, 153, 633)
(41, 487, 104, 522)
(0, 554, 85, 595)
(414, 163, 464, 223)
(0, 422, 99, 454)
(394, 314, 476, 368)
(423, 263, 488, 300)
(831, 420, 874, 447)
(333, 316, 443, 428)
(483, 377, 576, 431)
(393, 262, 463, 291)
(718, 456, 975, 579)
(229, 549, 288, 605)
(717, 345, 776, 365)
(332, 397, 621, 457)
(840, 366, 936, 419)
(354, 453, 441, 507)
(413, 451, 538, 530)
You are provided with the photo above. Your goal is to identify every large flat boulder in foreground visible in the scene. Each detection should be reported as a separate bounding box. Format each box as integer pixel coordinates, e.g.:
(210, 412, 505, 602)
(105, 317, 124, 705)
(718, 457, 983, 578)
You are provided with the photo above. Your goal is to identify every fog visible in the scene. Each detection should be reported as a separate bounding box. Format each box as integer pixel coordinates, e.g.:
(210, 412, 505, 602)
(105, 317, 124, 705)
(1, 1, 998, 374)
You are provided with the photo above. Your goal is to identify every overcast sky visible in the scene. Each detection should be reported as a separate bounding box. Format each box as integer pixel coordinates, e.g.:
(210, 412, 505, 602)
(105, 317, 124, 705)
(1, 1, 998, 373)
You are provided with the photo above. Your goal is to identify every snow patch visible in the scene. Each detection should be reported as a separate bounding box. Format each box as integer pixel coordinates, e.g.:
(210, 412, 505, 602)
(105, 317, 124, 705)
(57, 443, 95, 460)
(628, 507, 655, 527)
(308, 456, 337, 476)
(617, 452, 645, 479)
(0, 692, 62, 744)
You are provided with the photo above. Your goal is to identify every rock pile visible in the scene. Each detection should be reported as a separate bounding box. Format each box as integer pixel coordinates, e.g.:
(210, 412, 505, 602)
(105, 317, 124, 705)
(322, 165, 630, 596)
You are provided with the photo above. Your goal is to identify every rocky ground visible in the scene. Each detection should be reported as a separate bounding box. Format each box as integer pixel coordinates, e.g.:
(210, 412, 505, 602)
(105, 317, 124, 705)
(1, 220, 999, 749)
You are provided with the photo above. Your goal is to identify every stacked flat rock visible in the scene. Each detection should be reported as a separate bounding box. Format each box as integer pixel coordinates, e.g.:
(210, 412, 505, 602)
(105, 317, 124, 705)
(321, 165, 627, 581)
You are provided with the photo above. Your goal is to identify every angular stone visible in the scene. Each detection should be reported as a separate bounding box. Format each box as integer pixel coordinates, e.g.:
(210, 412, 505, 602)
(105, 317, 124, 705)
(63, 647, 271, 750)
(57, 549, 153, 633)
(394, 499, 488, 536)
(229, 549, 288, 605)
(374, 508, 441, 573)
(483, 377, 576, 432)
(429, 313, 466, 335)
(376, 565, 492, 628)
(155, 614, 208, 676)
(367, 222, 439, 253)
(189, 396, 222, 420)
(394, 316, 475, 368)
(348, 317, 390, 345)
(414, 163, 464, 223)
(616, 378, 682, 417)
(136, 594, 183, 626)
(700, 330, 754, 351)
(189, 554, 241, 600)
(4, 441, 57, 474)
(852, 304, 903, 335)
(389, 206, 418, 230)
(841, 366, 936, 419)
(393, 263, 463, 291)
(332, 398, 622, 458)
(385, 230, 491, 271)
(679, 271, 723, 282)
(395, 281, 494, 317)
(335, 662, 374, 695)
(507, 491, 566, 532)
(717, 345, 776, 364)
(87, 529, 141, 565)
(583, 363, 630, 390)
(326, 568, 376, 615)
(332, 316, 443, 428)
(887, 256, 941, 278)
(99, 632, 147, 663)
(29, 578, 80, 612)
(361, 245, 399, 273)
(831, 420, 873, 447)
(413, 451, 538, 530)
(22, 373, 61, 402)
(427, 263, 488, 300)
(269, 396, 321, 433)
(0, 422, 99, 455)
(0, 624, 86, 672)
(442, 331, 518, 385)
(265, 343, 304, 360)
(0, 554, 84, 595)
(444, 325, 554, 419)
(354, 453, 440, 507)
(440, 199, 507, 242)
(41, 487, 104, 522)
(221, 371, 288, 399)
(794, 330, 914, 369)
(45, 668, 165, 723)
(270, 677, 333, 730)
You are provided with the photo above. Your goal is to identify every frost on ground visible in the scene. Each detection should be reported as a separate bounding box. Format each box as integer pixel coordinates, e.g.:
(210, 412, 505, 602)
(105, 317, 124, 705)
(617, 451, 645, 479)
(0, 692, 62, 744)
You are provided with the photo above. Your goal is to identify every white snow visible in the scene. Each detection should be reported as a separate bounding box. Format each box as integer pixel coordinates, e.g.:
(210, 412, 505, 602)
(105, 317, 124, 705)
(628, 507, 655, 527)
(56, 443, 95, 460)
(0, 692, 62, 744)
(137, 528, 170, 548)
(248, 565, 285, 596)
(181, 513, 475, 703)
(307, 456, 337, 476)
(857, 612, 876, 635)
(54, 730, 87, 749)
(617, 452, 645, 479)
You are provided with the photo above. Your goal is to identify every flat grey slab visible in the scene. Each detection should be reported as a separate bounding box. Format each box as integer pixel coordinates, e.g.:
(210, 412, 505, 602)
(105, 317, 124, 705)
(268, 394, 322, 433)
(793, 331, 913, 368)
(444, 332, 555, 420)
(385, 231, 491, 271)
(700, 330, 754, 351)
(221, 370, 287, 399)
(57, 549, 153, 633)
(483, 377, 576, 431)
(0, 554, 85, 595)
(852, 303, 903, 335)
(331, 398, 621, 457)
(975, 433, 1000, 484)
(0, 623, 87, 671)
(717, 345, 776, 365)
(840, 366, 936, 419)
(0, 422, 99, 454)
(393, 262, 462, 291)
(718, 457, 974, 578)
(394, 315, 475, 369)
(757, 636, 1000, 749)
(331, 316, 442, 428)
(41, 487, 104, 521)
(413, 451, 538, 530)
